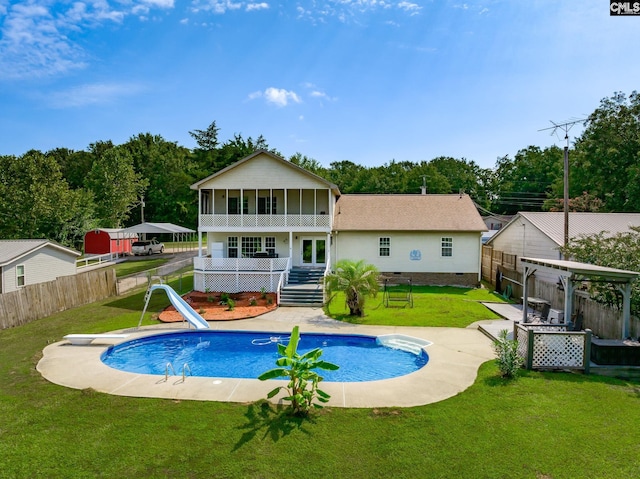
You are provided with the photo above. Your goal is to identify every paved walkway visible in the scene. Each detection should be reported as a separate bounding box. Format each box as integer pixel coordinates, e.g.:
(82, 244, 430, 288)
(37, 307, 496, 408)
(474, 302, 524, 340)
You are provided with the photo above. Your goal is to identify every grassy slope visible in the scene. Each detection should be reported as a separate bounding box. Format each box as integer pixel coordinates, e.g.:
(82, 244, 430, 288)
(1, 283, 639, 478)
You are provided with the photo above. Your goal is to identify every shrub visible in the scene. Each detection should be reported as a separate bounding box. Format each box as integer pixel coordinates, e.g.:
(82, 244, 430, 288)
(493, 329, 524, 378)
(260, 288, 267, 300)
(226, 298, 235, 311)
(249, 297, 257, 306)
(258, 326, 339, 416)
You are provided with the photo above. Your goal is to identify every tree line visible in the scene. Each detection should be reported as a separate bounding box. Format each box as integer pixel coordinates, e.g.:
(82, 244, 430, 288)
(1, 91, 638, 249)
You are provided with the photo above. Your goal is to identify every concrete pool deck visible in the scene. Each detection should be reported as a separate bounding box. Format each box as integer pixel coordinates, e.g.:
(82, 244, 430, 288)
(37, 307, 497, 408)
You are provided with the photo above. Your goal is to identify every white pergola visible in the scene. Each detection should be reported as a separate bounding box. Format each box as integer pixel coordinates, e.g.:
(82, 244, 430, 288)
(521, 257, 640, 339)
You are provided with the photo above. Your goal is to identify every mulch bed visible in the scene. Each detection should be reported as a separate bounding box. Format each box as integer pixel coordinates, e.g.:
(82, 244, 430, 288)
(158, 291, 278, 322)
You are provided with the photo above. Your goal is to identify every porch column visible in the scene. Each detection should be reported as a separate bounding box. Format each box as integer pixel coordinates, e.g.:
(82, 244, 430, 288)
(564, 275, 575, 327)
(197, 189, 203, 257)
(326, 232, 331, 267)
(521, 265, 530, 323)
(619, 282, 632, 339)
(289, 231, 293, 262)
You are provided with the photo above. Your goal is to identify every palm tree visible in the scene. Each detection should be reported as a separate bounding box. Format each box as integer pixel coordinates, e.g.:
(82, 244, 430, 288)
(324, 259, 379, 317)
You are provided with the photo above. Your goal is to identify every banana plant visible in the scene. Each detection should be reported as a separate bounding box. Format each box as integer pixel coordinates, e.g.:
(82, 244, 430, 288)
(258, 326, 339, 416)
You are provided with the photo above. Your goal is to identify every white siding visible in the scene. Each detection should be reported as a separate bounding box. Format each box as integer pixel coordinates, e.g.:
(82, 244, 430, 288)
(333, 231, 482, 274)
(1, 246, 77, 293)
(489, 216, 563, 283)
(205, 232, 291, 259)
(200, 154, 330, 190)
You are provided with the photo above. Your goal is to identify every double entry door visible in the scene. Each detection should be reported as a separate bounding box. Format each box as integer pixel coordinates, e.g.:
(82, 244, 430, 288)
(301, 237, 326, 267)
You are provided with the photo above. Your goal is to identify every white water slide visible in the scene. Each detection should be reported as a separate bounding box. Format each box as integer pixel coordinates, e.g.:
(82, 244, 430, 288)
(144, 284, 210, 330)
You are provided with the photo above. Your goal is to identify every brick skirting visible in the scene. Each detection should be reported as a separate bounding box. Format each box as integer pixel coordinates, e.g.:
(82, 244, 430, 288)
(379, 272, 479, 287)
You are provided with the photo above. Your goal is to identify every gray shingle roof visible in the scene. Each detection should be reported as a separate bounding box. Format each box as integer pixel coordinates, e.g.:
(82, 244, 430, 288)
(332, 194, 487, 232)
(0, 239, 80, 266)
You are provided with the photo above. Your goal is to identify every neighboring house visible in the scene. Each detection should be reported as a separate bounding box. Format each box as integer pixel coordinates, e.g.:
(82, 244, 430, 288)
(332, 194, 487, 286)
(84, 229, 138, 256)
(486, 212, 640, 283)
(191, 150, 487, 295)
(0, 240, 80, 294)
(481, 214, 512, 244)
(482, 213, 513, 231)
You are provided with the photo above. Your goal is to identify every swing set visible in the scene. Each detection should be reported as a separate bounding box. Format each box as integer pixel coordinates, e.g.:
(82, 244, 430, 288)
(383, 278, 413, 308)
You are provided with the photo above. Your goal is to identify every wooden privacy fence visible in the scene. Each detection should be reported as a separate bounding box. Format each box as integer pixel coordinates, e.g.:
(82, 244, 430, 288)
(0, 268, 117, 330)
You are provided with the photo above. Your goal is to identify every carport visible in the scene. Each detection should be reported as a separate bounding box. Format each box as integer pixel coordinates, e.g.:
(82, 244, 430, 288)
(521, 257, 640, 339)
(121, 222, 196, 252)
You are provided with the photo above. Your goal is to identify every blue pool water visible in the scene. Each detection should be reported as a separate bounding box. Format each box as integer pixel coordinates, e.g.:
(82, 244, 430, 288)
(101, 330, 429, 382)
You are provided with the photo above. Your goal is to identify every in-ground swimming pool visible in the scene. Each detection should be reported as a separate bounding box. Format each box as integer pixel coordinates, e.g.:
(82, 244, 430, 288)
(101, 330, 429, 382)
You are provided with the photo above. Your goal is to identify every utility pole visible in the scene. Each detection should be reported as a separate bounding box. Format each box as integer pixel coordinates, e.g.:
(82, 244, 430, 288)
(539, 119, 585, 253)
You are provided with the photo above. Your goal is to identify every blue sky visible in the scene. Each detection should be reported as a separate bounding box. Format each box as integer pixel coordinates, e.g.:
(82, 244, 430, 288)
(1, 1, 639, 169)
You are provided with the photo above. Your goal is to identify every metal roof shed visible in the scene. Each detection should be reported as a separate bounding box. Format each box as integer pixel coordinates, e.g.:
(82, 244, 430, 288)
(520, 257, 640, 339)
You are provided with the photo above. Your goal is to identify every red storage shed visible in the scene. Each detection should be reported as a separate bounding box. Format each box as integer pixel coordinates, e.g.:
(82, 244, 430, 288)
(84, 229, 138, 256)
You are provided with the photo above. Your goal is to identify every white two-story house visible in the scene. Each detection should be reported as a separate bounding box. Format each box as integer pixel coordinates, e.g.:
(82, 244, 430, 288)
(191, 150, 487, 303)
(190, 150, 339, 297)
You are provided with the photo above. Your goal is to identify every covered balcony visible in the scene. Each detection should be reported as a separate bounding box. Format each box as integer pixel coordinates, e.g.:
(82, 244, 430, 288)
(198, 187, 332, 232)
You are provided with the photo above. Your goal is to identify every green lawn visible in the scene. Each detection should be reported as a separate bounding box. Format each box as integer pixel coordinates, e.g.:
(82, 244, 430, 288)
(111, 257, 169, 277)
(325, 285, 507, 327)
(1, 283, 639, 478)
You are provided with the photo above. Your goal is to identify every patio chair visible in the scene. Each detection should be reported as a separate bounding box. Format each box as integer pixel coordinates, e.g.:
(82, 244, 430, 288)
(569, 312, 584, 331)
(539, 303, 551, 322)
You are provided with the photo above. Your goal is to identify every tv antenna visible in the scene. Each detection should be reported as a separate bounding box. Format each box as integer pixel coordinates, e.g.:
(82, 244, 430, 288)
(538, 118, 587, 251)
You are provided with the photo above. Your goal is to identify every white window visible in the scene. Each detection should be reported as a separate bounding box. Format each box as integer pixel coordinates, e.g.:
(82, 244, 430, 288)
(16, 264, 25, 287)
(242, 237, 262, 257)
(441, 237, 453, 257)
(265, 237, 276, 255)
(379, 237, 390, 257)
(228, 237, 238, 258)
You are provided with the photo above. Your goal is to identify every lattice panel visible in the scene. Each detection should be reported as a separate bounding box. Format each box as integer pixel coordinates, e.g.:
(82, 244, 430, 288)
(516, 326, 529, 360)
(531, 333, 584, 368)
(194, 272, 280, 293)
(194, 257, 289, 272)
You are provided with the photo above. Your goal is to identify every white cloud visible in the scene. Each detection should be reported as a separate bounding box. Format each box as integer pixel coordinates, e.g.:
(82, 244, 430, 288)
(246, 2, 269, 12)
(248, 87, 302, 107)
(47, 82, 146, 108)
(195, 0, 242, 14)
(398, 1, 421, 15)
(0, 0, 175, 79)
(143, 0, 175, 8)
(309, 90, 336, 102)
(264, 87, 301, 106)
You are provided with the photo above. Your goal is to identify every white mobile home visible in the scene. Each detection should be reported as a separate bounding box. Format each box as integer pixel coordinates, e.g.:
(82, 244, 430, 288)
(0, 240, 80, 294)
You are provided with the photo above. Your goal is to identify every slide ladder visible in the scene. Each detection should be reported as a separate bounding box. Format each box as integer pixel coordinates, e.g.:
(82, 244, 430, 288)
(137, 283, 210, 330)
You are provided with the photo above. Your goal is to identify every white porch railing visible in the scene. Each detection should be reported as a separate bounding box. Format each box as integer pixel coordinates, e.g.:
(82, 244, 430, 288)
(199, 214, 331, 229)
(193, 257, 291, 294)
(194, 257, 289, 272)
(76, 253, 121, 270)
